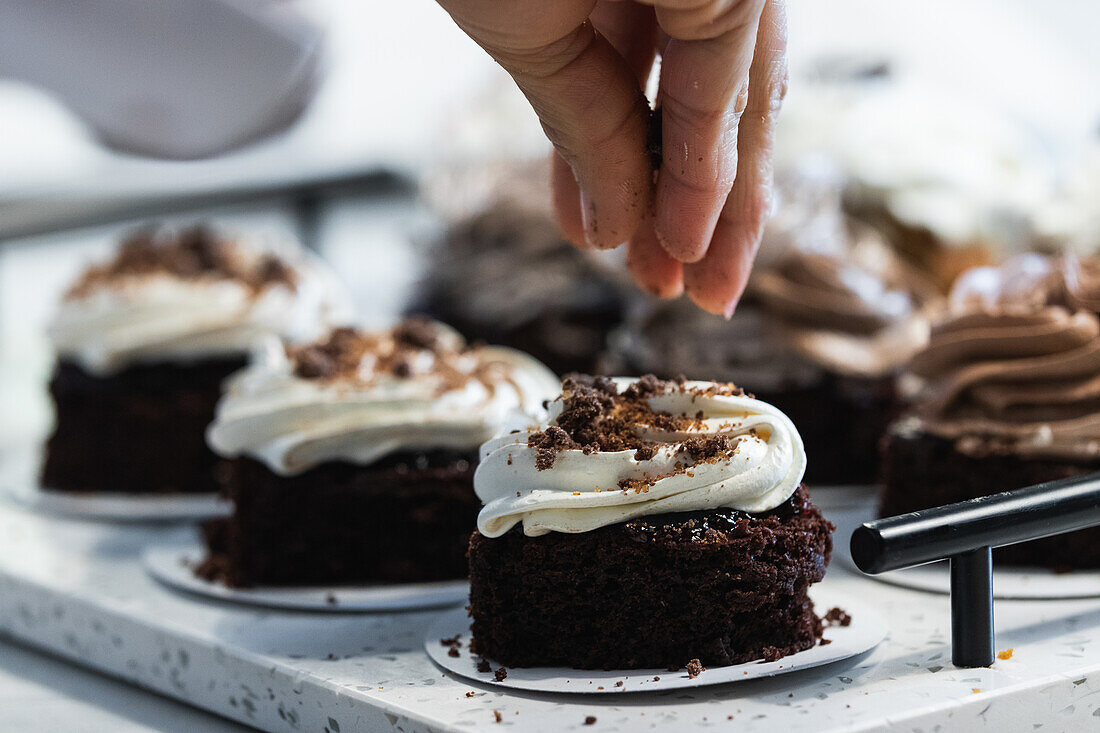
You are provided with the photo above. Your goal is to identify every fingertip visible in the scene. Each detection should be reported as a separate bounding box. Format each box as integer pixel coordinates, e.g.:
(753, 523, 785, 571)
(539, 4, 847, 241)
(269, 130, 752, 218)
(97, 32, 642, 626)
(653, 176, 724, 263)
(551, 152, 588, 248)
(627, 222, 685, 298)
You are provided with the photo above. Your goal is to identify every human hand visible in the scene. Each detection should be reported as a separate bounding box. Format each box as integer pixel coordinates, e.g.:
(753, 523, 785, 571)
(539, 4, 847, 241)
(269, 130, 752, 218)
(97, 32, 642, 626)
(436, 0, 788, 316)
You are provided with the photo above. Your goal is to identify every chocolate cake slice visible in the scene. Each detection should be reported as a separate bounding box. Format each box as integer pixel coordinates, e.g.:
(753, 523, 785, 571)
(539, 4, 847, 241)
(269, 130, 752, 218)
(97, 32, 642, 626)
(469, 375, 834, 669)
(469, 484, 832, 669)
(199, 320, 560, 586)
(41, 225, 334, 495)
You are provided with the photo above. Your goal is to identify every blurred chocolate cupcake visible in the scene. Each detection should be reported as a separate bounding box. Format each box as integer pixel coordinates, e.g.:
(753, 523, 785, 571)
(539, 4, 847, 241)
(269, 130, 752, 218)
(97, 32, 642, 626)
(412, 159, 628, 376)
(604, 168, 940, 485)
(880, 252, 1100, 567)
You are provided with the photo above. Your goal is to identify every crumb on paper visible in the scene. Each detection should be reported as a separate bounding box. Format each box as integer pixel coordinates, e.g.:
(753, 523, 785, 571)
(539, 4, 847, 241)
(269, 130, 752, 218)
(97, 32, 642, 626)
(686, 659, 705, 678)
(584, 716, 597, 725)
(997, 648, 1014, 660)
(465, 691, 476, 698)
(823, 607, 852, 627)
(972, 688, 981, 694)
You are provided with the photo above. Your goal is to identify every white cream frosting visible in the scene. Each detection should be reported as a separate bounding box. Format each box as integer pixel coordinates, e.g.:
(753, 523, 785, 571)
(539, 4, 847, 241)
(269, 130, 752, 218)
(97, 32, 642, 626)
(207, 326, 561, 476)
(48, 251, 347, 375)
(475, 379, 807, 537)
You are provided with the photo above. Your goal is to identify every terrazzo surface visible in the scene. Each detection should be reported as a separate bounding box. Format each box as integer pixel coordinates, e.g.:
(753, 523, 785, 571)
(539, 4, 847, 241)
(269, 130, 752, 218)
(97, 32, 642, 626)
(2, 489, 1100, 732)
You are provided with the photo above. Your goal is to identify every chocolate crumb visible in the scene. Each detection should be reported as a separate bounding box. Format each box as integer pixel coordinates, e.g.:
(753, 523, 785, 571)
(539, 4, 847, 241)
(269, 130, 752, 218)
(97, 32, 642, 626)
(614, 680, 623, 687)
(465, 691, 476, 698)
(392, 317, 441, 350)
(685, 659, 705, 678)
(440, 635, 462, 647)
(584, 716, 597, 726)
(493, 709, 502, 723)
(494, 667, 508, 682)
(324, 592, 338, 606)
(66, 225, 297, 298)
(477, 658, 491, 673)
(526, 374, 735, 469)
(824, 607, 852, 627)
(448, 647, 460, 658)
(653, 676, 660, 681)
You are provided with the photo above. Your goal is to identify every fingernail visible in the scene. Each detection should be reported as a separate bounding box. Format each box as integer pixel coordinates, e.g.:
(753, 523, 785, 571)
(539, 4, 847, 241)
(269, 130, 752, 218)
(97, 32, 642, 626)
(579, 188, 598, 247)
(722, 298, 740, 319)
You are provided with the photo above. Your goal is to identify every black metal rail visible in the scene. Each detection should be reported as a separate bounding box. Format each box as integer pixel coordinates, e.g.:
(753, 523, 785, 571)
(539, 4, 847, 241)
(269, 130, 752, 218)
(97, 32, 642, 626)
(850, 472, 1100, 667)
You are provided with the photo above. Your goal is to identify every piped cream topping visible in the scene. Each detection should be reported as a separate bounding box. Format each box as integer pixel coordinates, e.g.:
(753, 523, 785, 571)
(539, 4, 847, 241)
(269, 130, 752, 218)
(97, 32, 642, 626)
(47, 226, 347, 374)
(475, 376, 806, 537)
(207, 320, 561, 476)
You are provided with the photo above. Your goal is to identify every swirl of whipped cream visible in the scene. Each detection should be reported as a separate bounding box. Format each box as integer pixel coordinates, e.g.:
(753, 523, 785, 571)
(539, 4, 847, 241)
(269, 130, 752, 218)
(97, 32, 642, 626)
(48, 231, 347, 375)
(907, 254, 1100, 461)
(475, 378, 806, 537)
(207, 322, 561, 476)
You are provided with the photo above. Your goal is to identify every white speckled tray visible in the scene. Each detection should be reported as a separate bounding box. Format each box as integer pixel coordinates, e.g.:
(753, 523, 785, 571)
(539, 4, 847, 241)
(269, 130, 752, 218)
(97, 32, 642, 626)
(144, 543, 469, 612)
(4, 494, 1100, 731)
(424, 587, 887, 693)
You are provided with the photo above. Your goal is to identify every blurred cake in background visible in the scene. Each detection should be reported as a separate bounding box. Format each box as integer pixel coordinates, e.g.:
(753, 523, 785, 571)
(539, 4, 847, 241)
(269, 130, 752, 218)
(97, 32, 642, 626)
(777, 60, 1068, 290)
(200, 319, 559, 587)
(880, 252, 1100, 567)
(604, 166, 941, 485)
(42, 225, 346, 495)
(412, 159, 629, 376)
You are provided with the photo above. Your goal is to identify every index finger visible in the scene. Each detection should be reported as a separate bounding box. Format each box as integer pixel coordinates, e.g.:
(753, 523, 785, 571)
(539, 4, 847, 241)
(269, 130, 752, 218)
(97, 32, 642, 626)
(650, 0, 766, 262)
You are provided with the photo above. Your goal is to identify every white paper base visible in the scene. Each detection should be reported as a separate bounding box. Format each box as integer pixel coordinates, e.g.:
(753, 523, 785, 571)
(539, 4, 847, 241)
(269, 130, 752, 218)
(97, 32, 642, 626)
(143, 544, 469, 612)
(0, 451, 229, 522)
(424, 587, 886, 693)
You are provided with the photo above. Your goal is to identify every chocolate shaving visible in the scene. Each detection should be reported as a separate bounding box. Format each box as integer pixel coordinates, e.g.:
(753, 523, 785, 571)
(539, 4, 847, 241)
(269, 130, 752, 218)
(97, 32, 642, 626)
(527, 374, 740, 469)
(67, 225, 297, 298)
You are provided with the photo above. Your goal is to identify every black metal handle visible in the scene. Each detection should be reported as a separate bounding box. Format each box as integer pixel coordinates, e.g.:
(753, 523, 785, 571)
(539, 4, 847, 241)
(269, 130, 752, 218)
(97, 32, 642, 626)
(850, 472, 1100, 667)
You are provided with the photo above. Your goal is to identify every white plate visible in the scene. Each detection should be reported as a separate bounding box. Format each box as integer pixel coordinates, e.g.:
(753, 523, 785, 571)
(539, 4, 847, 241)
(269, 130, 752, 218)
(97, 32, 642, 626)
(0, 451, 230, 522)
(832, 502, 1100, 600)
(424, 587, 886, 693)
(143, 544, 470, 612)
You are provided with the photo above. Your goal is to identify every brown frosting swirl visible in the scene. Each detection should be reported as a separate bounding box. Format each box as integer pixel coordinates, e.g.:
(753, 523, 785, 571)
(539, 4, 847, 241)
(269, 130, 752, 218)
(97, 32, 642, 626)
(750, 226, 940, 378)
(906, 254, 1100, 462)
(1065, 251, 1100, 313)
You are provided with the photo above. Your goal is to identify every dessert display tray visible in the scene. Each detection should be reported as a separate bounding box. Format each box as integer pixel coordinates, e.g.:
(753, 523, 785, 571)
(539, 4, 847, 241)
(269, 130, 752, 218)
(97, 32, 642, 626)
(3, 491, 1100, 732)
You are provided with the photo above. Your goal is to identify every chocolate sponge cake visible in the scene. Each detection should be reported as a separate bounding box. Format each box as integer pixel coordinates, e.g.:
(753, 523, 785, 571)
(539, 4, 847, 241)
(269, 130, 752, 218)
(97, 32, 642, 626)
(469, 485, 831, 669)
(468, 375, 833, 670)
